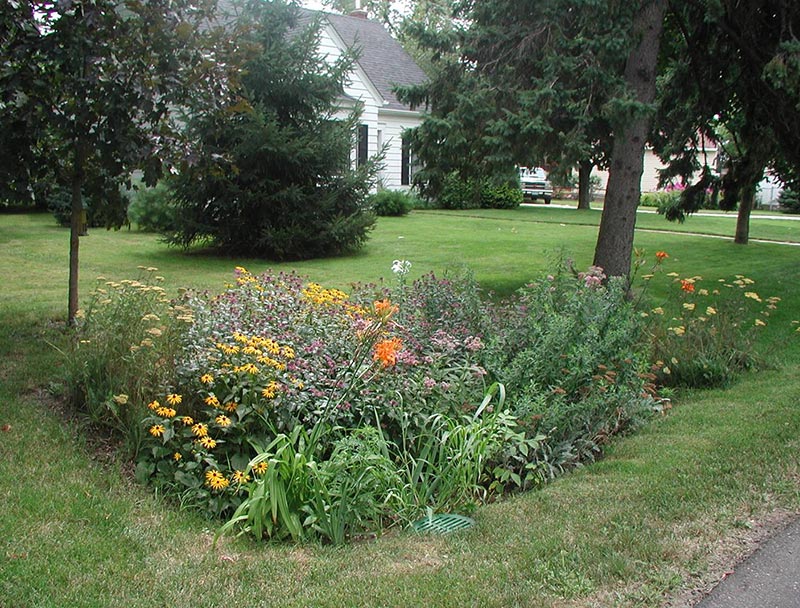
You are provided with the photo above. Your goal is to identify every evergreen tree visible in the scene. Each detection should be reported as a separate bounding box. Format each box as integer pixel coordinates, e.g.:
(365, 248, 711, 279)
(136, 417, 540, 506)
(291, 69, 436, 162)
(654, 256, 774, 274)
(170, 0, 379, 260)
(653, 0, 800, 244)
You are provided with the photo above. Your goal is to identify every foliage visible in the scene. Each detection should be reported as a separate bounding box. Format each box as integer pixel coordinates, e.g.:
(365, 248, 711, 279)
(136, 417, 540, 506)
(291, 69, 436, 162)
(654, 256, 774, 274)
(482, 261, 656, 466)
(0, 0, 231, 322)
(369, 189, 417, 216)
(127, 183, 179, 233)
(434, 173, 521, 209)
(169, 1, 379, 260)
(779, 188, 800, 214)
(107, 260, 655, 540)
(653, 1, 800, 242)
(61, 268, 192, 456)
(636, 251, 779, 388)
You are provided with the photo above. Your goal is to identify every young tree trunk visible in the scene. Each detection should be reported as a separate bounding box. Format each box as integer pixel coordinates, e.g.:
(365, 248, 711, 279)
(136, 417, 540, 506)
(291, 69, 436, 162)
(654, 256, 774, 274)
(734, 182, 756, 244)
(577, 160, 593, 210)
(68, 139, 87, 326)
(593, 0, 666, 279)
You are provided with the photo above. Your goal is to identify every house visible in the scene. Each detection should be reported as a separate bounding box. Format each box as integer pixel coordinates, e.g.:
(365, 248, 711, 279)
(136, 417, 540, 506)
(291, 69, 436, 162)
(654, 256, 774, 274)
(298, 7, 428, 191)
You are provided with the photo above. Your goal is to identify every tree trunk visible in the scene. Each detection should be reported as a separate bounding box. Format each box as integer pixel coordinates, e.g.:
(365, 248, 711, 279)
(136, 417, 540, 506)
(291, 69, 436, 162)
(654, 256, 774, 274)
(734, 182, 756, 244)
(577, 160, 592, 210)
(68, 139, 87, 326)
(593, 0, 666, 279)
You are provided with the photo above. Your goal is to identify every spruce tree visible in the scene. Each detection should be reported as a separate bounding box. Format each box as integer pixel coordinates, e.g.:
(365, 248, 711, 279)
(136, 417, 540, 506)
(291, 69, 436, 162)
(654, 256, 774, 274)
(170, 0, 379, 260)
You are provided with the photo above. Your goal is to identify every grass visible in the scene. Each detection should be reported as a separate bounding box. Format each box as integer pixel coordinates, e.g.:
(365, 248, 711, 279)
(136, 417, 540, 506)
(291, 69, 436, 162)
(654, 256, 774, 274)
(453, 204, 800, 244)
(1, 211, 799, 607)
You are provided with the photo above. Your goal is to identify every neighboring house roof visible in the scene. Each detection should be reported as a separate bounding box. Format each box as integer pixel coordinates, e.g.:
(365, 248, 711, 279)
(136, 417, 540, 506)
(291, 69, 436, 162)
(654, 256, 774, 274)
(299, 9, 428, 112)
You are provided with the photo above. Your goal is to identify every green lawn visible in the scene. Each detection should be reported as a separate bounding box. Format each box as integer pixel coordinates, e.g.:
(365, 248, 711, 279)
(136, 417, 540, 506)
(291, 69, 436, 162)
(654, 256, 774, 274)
(1, 211, 799, 607)
(453, 204, 800, 244)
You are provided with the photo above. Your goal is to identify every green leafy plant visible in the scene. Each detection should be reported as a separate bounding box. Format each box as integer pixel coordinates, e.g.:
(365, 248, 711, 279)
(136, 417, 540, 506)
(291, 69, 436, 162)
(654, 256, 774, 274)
(127, 182, 178, 232)
(369, 189, 418, 216)
(778, 187, 800, 214)
(637, 252, 778, 388)
(61, 268, 191, 456)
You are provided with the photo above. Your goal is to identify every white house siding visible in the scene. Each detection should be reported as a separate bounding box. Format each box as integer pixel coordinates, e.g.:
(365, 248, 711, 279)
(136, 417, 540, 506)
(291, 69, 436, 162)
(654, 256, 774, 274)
(377, 110, 422, 190)
(316, 20, 424, 191)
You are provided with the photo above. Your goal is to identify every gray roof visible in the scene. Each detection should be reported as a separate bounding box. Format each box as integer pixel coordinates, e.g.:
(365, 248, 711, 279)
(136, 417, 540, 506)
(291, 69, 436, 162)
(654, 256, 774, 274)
(301, 9, 428, 111)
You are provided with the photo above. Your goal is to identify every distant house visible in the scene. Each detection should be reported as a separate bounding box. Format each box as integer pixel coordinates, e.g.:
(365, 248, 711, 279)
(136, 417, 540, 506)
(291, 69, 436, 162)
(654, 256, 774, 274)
(299, 8, 428, 191)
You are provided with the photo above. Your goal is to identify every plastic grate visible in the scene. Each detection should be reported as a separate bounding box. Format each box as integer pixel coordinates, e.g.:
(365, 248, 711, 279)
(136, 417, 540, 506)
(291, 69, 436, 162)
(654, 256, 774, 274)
(412, 513, 475, 534)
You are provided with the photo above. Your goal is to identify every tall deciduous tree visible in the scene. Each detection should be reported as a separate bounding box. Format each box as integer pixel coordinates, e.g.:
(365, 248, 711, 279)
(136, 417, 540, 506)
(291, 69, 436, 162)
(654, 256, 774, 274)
(0, 0, 230, 324)
(169, 0, 380, 260)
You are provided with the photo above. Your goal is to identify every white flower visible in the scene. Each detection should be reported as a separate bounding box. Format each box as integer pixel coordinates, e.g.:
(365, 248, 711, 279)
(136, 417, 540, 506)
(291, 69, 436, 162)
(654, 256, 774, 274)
(392, 259, 411, 276)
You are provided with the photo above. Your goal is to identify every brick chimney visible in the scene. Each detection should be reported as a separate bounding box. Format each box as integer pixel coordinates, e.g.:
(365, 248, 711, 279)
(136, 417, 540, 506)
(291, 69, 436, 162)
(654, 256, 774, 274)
(349, 0, 368, 18)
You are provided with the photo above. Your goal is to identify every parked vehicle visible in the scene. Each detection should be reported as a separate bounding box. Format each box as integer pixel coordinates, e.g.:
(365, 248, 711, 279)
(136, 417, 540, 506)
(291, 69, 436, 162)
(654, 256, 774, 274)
(519, 167, 554, 204)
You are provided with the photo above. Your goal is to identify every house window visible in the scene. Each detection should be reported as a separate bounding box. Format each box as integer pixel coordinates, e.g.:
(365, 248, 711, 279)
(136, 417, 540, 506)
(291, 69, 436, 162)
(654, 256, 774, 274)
(357, 124, 368, 168)
(401, 134, 416, 186)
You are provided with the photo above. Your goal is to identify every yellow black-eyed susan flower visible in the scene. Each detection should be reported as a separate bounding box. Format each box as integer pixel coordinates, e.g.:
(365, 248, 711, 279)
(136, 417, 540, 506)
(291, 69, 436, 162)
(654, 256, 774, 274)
(204, 470, 229, 491)
(166, 393, 182, 406)
(149, 424, 165, 438)
(198, 436, 217, 449)
(231, 470, 250, 484)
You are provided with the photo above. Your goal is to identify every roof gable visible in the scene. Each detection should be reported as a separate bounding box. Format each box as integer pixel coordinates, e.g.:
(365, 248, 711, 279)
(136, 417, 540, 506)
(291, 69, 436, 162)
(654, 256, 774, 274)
(303, 10, 428, 112)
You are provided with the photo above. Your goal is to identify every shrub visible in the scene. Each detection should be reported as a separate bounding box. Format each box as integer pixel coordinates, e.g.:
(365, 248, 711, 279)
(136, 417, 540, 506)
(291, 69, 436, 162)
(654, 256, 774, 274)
(127, 183, 178, 232)
(437, 173, 482, 209)
(63, 268, 192, 456)
(436, 173, 522, 210)
(480, 181, 523, 209)
(168, 1, 378, 260)
(369, 189, 417, 216)
(636, 251, 778, 388)
(482, 262, 655, 467)
(778, 188, 800, 214)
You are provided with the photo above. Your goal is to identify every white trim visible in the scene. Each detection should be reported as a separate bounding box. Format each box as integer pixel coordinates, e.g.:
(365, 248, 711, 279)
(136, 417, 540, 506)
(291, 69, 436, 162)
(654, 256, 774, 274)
(379, 107, 424, 118)
(322, 21, 386, 107)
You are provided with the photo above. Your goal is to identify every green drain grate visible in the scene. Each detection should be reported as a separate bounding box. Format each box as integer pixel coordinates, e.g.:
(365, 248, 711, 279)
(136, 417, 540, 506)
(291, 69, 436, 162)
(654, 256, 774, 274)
(412, 513, 475, 534)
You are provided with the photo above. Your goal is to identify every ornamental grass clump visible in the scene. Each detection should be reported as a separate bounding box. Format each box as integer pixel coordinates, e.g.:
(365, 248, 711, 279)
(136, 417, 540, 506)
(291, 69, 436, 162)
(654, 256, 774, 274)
(637, 250, 779, 388)
(62, 267, 191, 455)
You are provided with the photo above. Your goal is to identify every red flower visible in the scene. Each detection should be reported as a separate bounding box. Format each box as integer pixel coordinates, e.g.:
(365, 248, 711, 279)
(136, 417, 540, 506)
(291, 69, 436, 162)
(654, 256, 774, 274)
(680, 279, 695, 293)
(655, 251, 669, 261)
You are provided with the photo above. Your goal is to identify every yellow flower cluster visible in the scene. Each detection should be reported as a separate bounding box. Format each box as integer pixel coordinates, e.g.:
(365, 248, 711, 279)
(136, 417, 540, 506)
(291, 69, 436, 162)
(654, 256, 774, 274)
(205, 470, 229, 491)
(302, 282, 349, 307)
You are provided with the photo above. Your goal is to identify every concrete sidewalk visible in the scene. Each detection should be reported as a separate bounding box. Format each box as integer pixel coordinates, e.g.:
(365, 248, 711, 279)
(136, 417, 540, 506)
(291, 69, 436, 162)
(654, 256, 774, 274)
(695, 517, 800, 607)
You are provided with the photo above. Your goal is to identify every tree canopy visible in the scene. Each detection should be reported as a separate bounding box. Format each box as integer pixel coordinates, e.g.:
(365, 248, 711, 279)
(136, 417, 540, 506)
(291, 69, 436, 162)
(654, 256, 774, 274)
(653, 0, 800, 243)
(0, 0, 231, 322)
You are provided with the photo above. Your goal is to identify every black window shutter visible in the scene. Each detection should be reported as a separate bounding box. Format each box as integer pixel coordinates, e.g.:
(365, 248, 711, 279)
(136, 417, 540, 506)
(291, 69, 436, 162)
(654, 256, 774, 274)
(357, 124, 368, 167)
